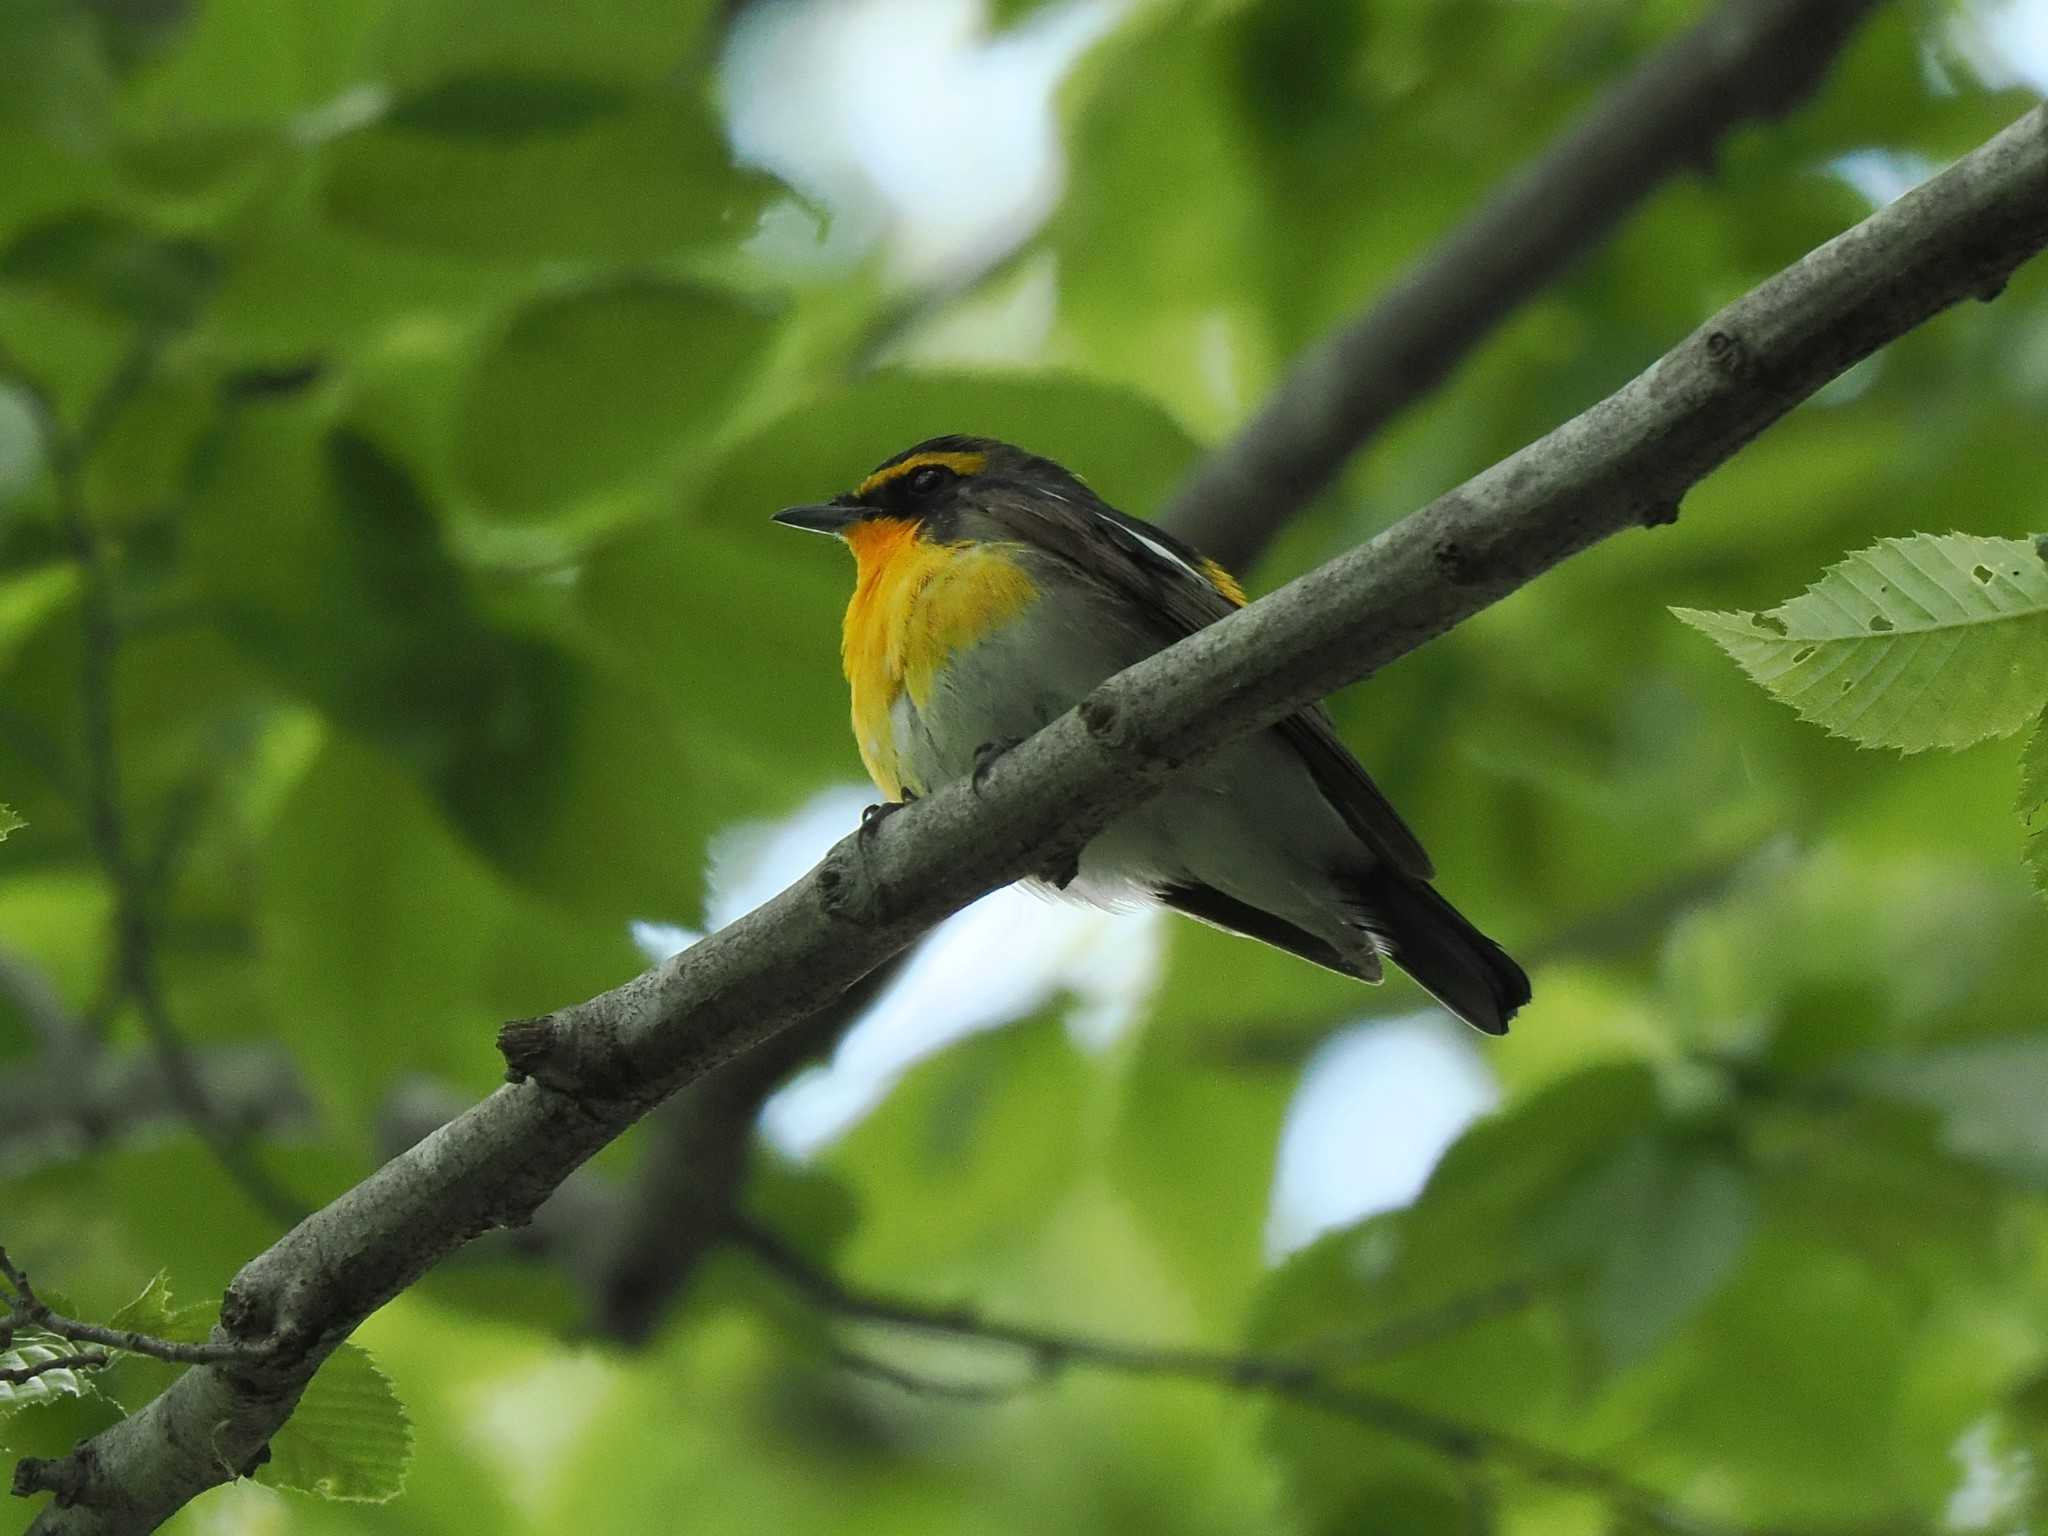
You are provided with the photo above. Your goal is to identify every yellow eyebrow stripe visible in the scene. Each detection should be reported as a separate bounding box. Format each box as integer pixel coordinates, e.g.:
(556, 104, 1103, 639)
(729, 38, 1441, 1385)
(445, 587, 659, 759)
(1201, 558, 1247, 606)
(857, 449, 989, 498)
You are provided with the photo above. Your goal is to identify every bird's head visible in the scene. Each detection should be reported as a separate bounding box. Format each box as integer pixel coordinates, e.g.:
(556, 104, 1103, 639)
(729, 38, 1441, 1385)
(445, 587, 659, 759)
(771, 436, 1089, 549)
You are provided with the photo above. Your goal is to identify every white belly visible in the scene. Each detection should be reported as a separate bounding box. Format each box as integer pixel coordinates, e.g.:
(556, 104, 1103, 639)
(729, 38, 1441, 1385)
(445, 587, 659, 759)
(899, 591, 1380, 966)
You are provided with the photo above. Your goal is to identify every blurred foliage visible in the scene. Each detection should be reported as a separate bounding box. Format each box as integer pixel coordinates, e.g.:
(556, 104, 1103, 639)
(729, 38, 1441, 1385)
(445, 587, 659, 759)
(0, 0, 2046, 1531)
(2024, 709, 2047, 895)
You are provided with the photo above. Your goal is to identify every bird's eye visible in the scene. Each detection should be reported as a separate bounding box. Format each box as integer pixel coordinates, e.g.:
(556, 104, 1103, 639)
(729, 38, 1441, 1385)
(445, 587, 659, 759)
(904, 464, 951, 497)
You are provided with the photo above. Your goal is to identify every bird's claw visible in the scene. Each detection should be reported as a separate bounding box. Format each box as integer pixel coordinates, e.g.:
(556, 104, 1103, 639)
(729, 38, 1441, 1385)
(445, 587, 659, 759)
(858, 794, 914, 845)
(971, 737, 1022, 795)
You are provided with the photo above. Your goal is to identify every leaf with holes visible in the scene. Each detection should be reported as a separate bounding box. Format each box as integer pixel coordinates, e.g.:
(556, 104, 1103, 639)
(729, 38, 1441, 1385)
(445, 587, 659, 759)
(1673, 534, 2048, 752)
(2022, 706, 2048, 900)
(255, 1343, 413, 1503)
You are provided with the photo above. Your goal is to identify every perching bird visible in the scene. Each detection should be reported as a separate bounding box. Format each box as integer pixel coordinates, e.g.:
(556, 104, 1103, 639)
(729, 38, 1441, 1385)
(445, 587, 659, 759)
(772, 436, 1529, 1034)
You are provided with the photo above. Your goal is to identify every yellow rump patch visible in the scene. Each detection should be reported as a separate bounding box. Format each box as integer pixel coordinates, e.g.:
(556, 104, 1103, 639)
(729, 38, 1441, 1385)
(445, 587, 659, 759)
(1201, 558, 1248, 607)
(856, 449, 989, 499)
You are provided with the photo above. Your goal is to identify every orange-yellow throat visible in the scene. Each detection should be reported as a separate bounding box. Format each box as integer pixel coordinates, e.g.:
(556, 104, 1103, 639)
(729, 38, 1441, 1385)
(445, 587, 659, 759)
(840, 518, 1037, 801)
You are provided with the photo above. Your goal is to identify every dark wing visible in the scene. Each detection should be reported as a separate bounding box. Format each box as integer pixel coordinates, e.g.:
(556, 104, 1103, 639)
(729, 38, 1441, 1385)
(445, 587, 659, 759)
(978, 487, 1435, 881)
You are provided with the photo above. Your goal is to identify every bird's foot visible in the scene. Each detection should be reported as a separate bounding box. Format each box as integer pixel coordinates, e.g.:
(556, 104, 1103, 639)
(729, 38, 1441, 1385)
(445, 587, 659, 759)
(971, 737, 1023, 795)
(858, 793, 915, 847)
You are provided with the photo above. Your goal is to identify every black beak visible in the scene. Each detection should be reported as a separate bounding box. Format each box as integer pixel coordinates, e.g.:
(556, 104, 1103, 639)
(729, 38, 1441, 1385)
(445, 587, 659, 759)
(772, 502, 858, 535)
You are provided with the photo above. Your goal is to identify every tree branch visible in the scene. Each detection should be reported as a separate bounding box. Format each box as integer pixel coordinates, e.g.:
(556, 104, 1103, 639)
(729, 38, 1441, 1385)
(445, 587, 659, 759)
(0, 1353, 111, 1388)
(573, 0, 1883, 1351)
(731, 1223, 1720, 1535)
(17, 100, 2048, 1536)
(0, 1043, 311, 1170)
(0, 1252, 260, 1370)
(1160, 0, 1880, 569)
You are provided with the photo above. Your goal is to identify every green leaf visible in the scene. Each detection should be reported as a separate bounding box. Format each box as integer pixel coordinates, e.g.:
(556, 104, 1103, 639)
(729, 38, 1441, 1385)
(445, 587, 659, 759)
(0, 211, 218, 329)
(0, 801, 21, 841)
(370, 0, 717, 86)
(95, 1272, 220, 1414)
(384, 72, 632, 139)
(1843, 1038, 2048, 1188)
(455, 277, 777, 521)
(320, 92, 773, 263)
(1631, 1232, 1929, 1524)
(190, 409, 710, 908)
(1251, 1065, 1665, 1402)
(822, 1014, 1095, 1280)
(0, 1331, 104, 1413)
(1672, 533, 2048, 752)
(0, 1383, 122, 1461)
(2021, 705, 2047, 899)
(1555, 1135, 1757, 1372)
(256, 1342, 413, 1503)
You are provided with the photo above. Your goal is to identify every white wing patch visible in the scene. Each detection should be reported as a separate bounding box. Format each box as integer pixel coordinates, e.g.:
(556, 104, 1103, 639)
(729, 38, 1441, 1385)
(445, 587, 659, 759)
(1096, 510, 1205, 585)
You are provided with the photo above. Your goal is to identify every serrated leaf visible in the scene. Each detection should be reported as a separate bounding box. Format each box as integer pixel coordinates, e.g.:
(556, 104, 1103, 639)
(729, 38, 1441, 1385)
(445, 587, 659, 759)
(1673, 533, 2048, 752)
(2022, 706, 2048, 899)
(97, 1272, 222, 1414)
(0, 801, 22, 840)
(257, 1343, 413, 1503)
(0, 1332, 105, 1412)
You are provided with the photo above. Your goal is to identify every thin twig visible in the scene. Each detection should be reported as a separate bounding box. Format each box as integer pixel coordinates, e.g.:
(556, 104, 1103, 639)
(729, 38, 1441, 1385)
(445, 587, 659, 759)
(732, 1222, 1724, 1535)
(823, 1343, 1036, 1404)
(0, 1352, 111, 1387)
(18, 343, 305, 1226)
(0, 1251, 260, 1370)
(1303, 1277, 1543, 1368)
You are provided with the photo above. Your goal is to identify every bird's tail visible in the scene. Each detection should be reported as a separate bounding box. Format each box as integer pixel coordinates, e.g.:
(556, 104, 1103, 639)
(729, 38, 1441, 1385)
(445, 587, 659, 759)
(1359, 870, 1530, 1036)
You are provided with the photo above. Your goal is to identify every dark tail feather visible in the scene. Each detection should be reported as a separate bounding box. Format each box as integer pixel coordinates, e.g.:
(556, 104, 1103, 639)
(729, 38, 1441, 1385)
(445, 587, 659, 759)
(1361, 871, 1530, 1036)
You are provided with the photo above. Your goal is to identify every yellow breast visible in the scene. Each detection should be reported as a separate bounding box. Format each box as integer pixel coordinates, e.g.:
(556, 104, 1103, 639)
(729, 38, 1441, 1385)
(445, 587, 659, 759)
(840, 518, 1037, 800)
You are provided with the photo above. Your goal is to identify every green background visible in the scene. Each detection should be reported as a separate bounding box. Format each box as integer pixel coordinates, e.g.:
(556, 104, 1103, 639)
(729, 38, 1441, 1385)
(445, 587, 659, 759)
(3, 0, 2047, 1531)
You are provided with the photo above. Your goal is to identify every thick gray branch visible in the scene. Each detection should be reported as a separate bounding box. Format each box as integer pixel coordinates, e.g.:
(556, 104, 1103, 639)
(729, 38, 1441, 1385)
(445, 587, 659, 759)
(20, 101, 2048, 1536)
(1161, 0, 1879, 569)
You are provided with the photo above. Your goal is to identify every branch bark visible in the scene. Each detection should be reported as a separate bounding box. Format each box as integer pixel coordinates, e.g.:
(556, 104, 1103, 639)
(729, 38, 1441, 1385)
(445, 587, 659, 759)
(1160, 0, 1880, 569)
(18, 100, 2048, 1536)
